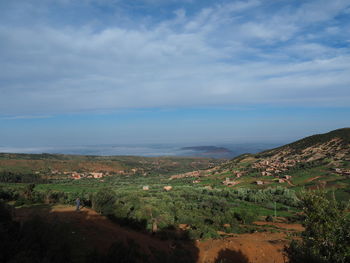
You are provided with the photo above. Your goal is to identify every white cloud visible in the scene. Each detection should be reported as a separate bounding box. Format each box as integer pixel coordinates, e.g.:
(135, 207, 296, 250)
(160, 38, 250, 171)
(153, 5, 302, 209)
(295, 0, 350, 23)
(0, 0, 349, 115)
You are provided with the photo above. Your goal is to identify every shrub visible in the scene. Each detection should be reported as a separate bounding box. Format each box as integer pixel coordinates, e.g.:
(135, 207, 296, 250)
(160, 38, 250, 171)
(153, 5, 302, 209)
(46, 191, 67, 204)
(265, 215, 274, 222)
(234, 210, 257, 224)
(188, 224, 220, 240)
(92, 188, 117, 215)
(284, 191, 350, 263)
(0, 187, 18, 201)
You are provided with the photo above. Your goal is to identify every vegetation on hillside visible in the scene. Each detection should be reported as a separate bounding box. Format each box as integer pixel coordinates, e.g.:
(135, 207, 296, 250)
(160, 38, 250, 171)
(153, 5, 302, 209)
(259, 127, 350, 156)
(0, 180, 301, 240)
(0, 128, 350, 262)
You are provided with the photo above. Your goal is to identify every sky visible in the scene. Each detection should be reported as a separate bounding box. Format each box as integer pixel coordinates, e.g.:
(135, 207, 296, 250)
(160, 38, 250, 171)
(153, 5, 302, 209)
(0, 0, 349, 150)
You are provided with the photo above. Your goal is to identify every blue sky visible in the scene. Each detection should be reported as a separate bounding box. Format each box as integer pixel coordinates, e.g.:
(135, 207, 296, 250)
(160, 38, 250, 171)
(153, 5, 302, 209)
(0, 0, 349, 148)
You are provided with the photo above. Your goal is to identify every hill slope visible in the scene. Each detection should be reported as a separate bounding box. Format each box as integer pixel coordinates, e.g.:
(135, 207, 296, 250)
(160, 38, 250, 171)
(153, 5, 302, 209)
(0, 153, 222, 180)
(213, 128, 350, 193)
(257, 127, 350, 159)
(166, 128, 350, 199)
(226, 128, 350, 169)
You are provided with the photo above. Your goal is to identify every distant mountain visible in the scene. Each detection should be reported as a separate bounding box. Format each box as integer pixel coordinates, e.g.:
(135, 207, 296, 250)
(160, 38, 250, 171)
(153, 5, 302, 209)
(0, 143, 277, 158)
(180, 146, 234, 159)
(181, 146, 230, 152)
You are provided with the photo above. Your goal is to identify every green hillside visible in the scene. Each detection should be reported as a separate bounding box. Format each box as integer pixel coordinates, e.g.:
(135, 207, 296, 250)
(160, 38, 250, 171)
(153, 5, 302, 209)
(259, 127, 350, 156)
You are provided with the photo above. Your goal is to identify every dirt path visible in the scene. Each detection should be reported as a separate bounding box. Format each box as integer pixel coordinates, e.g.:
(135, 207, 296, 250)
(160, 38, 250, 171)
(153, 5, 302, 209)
(286, 180, 295, 186)
(306, 176, 322, 183)
(253, 221, 304, 232)
(15, 205, 301, 263)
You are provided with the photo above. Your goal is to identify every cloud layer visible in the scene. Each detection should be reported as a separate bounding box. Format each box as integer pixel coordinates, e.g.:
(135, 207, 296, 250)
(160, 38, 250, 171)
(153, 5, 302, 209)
(1, 0, 350, 115)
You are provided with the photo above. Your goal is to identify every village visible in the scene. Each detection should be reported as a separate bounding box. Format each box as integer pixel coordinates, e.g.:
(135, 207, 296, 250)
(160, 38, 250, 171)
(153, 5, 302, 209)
(334, 168, 350, 176)
(252, 159, 299, 176)
(49, 169, 125, 180)
(41, 153, 350, 190)
(167, 157, 300, 187)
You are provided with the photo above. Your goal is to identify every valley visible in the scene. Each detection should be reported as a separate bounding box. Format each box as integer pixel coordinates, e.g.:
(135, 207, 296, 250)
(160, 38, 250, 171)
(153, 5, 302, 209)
(1, 128, 350, 262)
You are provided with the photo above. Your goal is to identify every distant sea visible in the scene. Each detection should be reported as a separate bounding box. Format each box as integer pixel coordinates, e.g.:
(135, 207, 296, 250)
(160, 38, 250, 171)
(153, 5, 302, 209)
(0, 142, 282, 159)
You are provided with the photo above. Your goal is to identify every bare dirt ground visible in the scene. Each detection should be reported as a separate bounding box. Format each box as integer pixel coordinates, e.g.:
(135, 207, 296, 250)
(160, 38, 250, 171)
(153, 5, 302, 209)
(198, 232, 290, 263)
(286, 180, 295, 186)
(253, 221, 304, 232)
(305, 176, 323, 183)
(14, 205, 302, 263)
(15, 205, 172, 255)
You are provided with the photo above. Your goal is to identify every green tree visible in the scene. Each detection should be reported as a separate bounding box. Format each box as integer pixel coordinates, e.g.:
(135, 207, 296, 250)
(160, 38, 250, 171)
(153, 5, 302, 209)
(285, 191, 350, 263)
(92, 188, 117, 215)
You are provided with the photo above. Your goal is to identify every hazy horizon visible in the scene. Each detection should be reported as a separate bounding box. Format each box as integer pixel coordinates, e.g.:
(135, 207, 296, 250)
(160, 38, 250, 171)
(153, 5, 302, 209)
(0, 141, 284, 158)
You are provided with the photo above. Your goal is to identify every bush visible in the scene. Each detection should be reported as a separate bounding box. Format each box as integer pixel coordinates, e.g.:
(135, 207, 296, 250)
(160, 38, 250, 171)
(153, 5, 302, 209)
(0, 187, 18, 201)
(188, 224, 220, 240)
(284, 191, 350, 263)
(92, 188, 117, 215)
(45, 190, 68, 204)
(265, 215, 274, 222)
(234, 210, 257, 224)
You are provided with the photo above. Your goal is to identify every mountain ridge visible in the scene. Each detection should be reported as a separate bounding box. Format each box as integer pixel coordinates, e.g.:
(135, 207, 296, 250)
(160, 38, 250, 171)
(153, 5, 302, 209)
(258, 128, 350, 156)
(227, 128, 350, 165)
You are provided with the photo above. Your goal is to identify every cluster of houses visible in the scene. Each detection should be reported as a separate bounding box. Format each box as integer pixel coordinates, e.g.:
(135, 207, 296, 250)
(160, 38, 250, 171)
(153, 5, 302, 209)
(255, 175, 292, 185)
(334, 168, 350, 176)
(169, 170, 209, 180)
(69, 171, 108, 180)
(277, 175, 292, 183)
(49, 169, 135, 180)
(169, 166, 222, 181)
(47, 170, 114, 180)
(253, 159, 299, 176)
(222, 177, 239, 186)
(68, 169, 149, 180)
(217, 159, 297, 187)
(232, 170, 246, 178)
(170, 170, 200, 180)
(142, 185, 173, 191)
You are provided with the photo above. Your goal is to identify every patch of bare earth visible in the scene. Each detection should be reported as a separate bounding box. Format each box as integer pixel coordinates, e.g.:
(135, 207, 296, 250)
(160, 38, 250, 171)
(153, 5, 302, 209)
(198, 220, 303, 263)
(305, 176, 322, 183)
(14, 205, 302, 263)
(198, 232, 290, 263)
(15, 205, 172, 256)
(253, 221, 304, 232)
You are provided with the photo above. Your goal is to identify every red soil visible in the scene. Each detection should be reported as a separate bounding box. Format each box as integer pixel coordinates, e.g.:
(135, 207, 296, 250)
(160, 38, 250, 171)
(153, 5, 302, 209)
(198, 232, 289, 263)
(15, 205, 171, 255)
(253, 221, 304, 232)
(14, 205, 302, 263)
